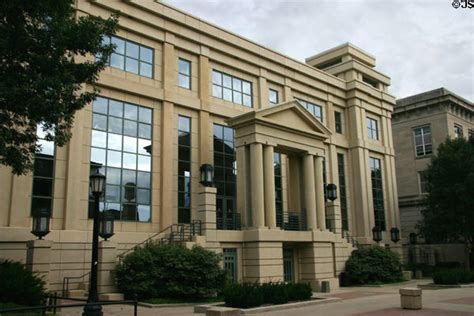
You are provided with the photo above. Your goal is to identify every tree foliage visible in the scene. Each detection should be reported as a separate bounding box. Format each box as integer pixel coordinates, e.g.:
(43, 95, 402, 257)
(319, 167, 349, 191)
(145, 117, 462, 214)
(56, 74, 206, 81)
(0, 0, 118, 175)
(418, 136, 474, 269)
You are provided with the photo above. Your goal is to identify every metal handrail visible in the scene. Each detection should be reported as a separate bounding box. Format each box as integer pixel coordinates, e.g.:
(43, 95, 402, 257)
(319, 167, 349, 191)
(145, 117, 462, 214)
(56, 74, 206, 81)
(62, 271, 90, 297)
(277, 210, 308, 231)
(0, 293, 138, 316)
(216, 213, 241, 230)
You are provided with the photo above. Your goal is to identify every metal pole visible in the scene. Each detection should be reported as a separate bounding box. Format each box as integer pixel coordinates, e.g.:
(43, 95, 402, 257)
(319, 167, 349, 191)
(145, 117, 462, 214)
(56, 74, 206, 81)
(83, 192, 103, 316)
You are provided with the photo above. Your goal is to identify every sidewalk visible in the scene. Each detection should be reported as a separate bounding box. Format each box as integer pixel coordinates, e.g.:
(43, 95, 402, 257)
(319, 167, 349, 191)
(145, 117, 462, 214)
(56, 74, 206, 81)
(56, 279, 474, 315)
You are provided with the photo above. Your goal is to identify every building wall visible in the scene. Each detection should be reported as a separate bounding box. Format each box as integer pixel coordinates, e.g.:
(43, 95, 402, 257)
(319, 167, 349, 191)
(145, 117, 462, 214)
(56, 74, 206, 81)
(392, 88, 473, 265)
(0, 0, 400, 291)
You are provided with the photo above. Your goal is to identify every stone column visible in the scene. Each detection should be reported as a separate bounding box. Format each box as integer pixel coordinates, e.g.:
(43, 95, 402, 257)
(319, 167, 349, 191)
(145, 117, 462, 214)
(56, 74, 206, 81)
(315, 156, 326, 230)
(263, 145, 276, 228)
(26, 239, 53, 289)
(197, 186, 217, 240)
(98, 240, 118, 294)
(303, 154, 317, 230)
(250, 143, 265, 228)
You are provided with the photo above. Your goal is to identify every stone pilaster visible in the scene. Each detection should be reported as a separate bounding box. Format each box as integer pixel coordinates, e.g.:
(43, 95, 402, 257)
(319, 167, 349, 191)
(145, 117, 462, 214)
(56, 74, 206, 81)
(26, 239, 53, 288)
(197, 186, 217, 240)
(98, 240, 118, 294)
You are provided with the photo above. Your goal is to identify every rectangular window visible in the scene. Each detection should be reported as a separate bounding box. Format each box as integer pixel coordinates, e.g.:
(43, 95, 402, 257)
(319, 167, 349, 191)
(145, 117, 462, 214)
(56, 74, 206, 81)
(178, 58, 191, 89)
(31, 124, 55, 217)
(269, 89, 279, 105)
(419, 171, 428, 194)
(274, 153, 283, 228)
(212, 70, 252, 107)
(454, 124, 463, 138)
(335, 111, 343, 134)
(369, 157, 385, 230)
(367, 117, 379, 140)
(101, 36, 153, 78)
(413, 126, 432, 157)
(337, 153, 348, 231)
(296, 98, 323, 122)
(213, 124, 238, 230)
(178, 116, 191, 223)
(89, 96, 152, 222)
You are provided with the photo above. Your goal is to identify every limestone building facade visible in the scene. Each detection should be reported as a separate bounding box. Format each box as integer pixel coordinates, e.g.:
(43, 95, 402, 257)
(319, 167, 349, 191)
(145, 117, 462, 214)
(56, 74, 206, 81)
(392, 88, 473, 266)
(0, 0, 400, 293)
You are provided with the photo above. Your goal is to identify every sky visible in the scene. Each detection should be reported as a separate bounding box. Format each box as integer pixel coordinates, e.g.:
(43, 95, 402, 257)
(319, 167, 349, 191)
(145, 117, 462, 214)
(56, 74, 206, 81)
(165, 0, 474, 101)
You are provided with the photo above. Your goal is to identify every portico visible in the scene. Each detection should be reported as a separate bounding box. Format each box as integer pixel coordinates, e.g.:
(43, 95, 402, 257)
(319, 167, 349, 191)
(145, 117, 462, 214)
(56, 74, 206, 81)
(227, 100, 332, 232)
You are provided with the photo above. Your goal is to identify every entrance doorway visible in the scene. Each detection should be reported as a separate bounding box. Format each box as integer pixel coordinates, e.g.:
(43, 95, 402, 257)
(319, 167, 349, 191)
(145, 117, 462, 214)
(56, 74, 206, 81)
(283, 248, 295, 282)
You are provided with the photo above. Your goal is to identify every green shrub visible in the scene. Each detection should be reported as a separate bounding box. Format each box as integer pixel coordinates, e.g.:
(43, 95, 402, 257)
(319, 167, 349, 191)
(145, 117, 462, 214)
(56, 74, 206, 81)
(0, 259, 46, 306)
(223, 283, 263, 308)
(435, 261, 462, 270)
(345, 246, 403, 285)
(286, 283, 312, 301)
(261, 282, 288, 305)
(433, 268, 474, 285)
(224, 282, 312, 308)
(115, 243, 226, 300)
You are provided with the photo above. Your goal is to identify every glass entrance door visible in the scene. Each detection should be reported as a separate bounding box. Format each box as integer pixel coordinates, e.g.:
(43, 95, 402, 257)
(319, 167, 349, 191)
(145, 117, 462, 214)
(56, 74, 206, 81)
(223, 248, 237, 283)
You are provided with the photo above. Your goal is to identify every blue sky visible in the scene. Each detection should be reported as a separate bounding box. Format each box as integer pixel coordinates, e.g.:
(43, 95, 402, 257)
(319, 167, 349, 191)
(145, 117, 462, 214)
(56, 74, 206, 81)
(165, 0, 474, 101)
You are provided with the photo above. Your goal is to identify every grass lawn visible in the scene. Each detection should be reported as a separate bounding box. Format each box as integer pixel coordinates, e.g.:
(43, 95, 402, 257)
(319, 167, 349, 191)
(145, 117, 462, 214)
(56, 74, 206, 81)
(144, 296, 223, 305)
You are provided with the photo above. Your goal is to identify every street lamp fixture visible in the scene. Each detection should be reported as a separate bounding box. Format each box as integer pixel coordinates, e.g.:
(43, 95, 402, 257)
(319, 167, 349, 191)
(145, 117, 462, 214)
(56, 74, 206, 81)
(83, 169, 106, 316)
(326, 183, 338, 201)
(31, 209, 50, 240)
(390, 227, 400, 243)
(200, 164, 214, 187)
(372, 226, 382, 243)
(99, 212, 115, 241)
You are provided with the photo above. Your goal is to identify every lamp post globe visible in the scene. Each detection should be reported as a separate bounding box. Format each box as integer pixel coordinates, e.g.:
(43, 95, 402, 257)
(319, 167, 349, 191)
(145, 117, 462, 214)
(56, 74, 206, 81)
(390, 227, 400, 243)
(326, 183, 338, 201)
(372, 226, 382, 243)
(31, 208, 50, 240)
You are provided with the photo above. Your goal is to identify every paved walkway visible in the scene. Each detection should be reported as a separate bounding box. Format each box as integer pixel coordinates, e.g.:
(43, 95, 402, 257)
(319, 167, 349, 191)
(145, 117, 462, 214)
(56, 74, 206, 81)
(55, 279, 474, 315)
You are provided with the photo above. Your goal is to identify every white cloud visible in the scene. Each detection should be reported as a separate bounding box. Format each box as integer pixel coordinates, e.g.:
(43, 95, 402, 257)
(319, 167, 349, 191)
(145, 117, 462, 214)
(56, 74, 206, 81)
(165, 0, 474, 101)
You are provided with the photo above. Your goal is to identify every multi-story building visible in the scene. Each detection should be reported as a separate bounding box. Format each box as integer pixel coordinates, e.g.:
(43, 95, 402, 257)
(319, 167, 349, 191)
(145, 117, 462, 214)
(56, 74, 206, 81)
(392, 88, 473, 266)
(0, 0, 400, 294)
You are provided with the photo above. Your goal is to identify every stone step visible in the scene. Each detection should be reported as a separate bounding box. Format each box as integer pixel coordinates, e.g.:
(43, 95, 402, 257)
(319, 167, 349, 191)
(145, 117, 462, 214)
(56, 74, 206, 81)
(67, 289, 88, 299)
(99, 293, 125, 301)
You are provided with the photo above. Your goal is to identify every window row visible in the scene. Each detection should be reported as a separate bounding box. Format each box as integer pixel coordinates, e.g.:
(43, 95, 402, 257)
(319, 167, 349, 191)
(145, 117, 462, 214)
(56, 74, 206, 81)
(102, 36, 154, 78)
(297, 98, 323, 121)
(212, 70, 252, 107)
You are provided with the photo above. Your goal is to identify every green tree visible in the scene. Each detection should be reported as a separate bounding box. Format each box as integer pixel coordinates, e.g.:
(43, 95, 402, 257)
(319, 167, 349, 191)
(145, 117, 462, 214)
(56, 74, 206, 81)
(418, 136, 474, 270)
(0, 0, 118, 175)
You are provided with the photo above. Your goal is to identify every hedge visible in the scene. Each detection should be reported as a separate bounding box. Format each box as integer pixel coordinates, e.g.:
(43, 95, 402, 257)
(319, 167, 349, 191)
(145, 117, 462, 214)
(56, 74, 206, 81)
(224, 282, 312, 308)
(433, 268, 474, 285)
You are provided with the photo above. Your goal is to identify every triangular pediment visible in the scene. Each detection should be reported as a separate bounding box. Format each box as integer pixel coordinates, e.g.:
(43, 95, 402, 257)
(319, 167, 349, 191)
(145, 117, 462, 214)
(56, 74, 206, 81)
(227, 100, 332, 138)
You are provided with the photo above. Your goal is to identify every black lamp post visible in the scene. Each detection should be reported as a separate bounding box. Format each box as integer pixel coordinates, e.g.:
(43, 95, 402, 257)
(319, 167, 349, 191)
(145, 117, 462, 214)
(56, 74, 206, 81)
(31, 208, 50, 240)
(83, 169, 105, 316)
(372, 226, 382, 243)
(200, 164, 214, 187)
(390, 227, 400, 243)
(99, 212, 114, 241)
(326, 183, 338, 201)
